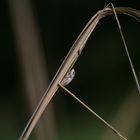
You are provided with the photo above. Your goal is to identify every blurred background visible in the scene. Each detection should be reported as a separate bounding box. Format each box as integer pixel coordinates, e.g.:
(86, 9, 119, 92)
(1, 0, 140, 140)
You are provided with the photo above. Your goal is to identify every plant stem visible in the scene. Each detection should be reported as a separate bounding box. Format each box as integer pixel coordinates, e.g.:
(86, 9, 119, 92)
(59, 83, 128, 140)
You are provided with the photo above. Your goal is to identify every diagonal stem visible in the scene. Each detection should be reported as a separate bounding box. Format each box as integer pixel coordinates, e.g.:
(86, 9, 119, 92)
(59, 83, 127, 140)
(111, 3, 140, 95)
(19, 5, 140, 140)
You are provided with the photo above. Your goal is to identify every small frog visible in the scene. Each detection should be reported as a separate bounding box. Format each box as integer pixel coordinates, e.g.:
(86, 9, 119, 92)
(61, 69, 75, 86)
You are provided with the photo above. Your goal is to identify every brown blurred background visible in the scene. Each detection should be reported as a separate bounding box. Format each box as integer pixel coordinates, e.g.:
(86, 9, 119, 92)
(1, 0, 140, 140)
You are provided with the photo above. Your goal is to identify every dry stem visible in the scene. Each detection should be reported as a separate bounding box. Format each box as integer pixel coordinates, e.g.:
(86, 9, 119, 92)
(59, 83, 127, 140)
(20, 4, 140, 140)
